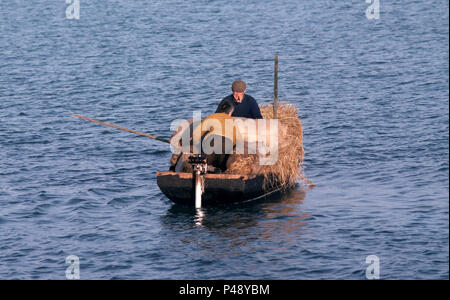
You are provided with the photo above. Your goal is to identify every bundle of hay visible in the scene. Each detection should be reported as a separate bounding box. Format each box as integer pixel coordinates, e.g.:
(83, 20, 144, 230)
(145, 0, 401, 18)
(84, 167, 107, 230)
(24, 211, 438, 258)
(225, 102, 305, 189)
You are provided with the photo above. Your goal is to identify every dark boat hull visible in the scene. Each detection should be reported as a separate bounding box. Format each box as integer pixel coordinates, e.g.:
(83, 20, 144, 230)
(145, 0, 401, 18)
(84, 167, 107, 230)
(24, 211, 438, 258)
(156, 171, 284, 206)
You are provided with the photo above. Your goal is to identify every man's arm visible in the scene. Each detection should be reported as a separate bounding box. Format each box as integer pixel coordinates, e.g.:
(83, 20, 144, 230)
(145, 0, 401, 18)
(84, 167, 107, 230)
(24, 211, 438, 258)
(250, 98, 263, 119)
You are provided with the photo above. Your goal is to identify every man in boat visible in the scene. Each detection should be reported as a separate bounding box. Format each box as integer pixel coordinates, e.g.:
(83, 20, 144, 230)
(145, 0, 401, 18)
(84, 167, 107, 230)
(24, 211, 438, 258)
(169, 100, 241, 172)
(216, 80, 263, 119)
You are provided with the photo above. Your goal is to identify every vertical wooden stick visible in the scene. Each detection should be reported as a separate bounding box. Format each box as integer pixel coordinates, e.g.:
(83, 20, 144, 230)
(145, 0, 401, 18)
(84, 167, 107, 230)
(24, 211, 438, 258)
(274, 54, 278, 119)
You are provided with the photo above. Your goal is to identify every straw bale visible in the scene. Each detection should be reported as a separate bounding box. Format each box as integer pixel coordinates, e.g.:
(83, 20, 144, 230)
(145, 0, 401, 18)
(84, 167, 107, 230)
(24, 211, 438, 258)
(225, 102, 305, 189)
(169, 102, 306, 189)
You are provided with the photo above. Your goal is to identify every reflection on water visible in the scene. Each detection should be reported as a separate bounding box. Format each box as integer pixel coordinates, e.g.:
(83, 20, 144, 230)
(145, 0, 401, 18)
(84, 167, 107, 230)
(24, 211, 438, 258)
(194, 208, 205, 227)
(161, 187, 310, 260)
(259, 189, 310, 243)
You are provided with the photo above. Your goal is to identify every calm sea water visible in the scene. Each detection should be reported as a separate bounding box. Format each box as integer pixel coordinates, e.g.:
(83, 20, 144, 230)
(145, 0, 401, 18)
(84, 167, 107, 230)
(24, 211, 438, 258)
(0, 0, 448, 279)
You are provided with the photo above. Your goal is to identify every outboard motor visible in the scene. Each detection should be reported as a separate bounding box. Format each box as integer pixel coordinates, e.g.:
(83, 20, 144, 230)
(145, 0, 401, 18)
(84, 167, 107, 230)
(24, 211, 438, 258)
(188, 155, 207, 208)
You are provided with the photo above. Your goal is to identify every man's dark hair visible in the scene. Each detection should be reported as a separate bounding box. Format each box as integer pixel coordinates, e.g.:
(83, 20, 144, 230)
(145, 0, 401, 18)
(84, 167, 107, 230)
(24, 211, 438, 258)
(216, 100, 234, 114)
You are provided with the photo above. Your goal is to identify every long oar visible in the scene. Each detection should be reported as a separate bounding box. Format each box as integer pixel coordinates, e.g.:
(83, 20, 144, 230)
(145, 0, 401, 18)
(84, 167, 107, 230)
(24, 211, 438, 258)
(72, 114, 170, 144)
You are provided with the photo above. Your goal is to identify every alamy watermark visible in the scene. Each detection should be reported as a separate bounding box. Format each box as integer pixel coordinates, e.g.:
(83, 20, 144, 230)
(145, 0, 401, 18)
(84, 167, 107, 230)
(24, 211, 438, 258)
(365, 255, 380, 279)
(66, 0, 80, 20)
(66, 255, 80, 279)
(365, 0, 380, 20)
(64, 1, 379, 21)
(169, 111, 279, 166)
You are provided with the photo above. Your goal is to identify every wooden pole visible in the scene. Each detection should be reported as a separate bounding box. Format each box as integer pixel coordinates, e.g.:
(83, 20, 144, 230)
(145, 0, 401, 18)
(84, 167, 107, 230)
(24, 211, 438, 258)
(72, 114, 170, 144)
(274, 54, 278, 119)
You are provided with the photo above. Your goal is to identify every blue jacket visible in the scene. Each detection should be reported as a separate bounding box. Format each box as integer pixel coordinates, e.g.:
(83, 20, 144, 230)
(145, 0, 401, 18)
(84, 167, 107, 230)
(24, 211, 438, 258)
(216, 94, 263, 119)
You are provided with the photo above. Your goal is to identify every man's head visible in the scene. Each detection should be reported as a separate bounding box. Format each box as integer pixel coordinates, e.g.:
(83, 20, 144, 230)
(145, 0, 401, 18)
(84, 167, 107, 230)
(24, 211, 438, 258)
(217, 99, 234, 116)
(231, 80, 246, 103)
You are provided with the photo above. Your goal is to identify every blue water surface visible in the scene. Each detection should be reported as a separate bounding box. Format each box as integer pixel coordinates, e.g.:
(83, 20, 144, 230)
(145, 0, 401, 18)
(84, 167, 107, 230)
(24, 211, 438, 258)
(0, 0, 448, 279)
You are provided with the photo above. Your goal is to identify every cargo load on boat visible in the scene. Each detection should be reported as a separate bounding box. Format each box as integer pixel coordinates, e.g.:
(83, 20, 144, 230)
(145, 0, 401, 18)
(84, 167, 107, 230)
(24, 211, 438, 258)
(157, 102, 306, 205)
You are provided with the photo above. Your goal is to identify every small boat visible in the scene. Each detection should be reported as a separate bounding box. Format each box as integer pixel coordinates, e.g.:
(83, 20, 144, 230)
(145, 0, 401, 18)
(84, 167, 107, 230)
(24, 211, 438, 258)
(156, 171, 286, 206)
